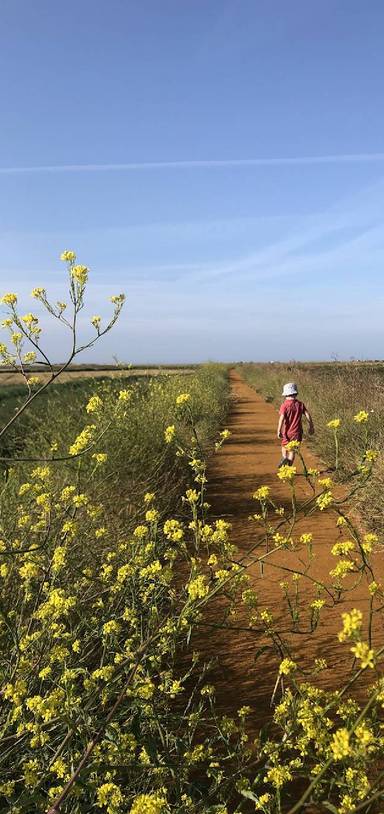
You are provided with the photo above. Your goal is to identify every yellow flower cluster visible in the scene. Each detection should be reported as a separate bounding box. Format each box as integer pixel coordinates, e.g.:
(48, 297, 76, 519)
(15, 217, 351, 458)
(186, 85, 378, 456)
(187, 575, 209, 601)
(68, 424, 96, 456)
(279, 658, 297, 675)
(253, 485, 270, 501)
(60, 250, 76, 262)
(86, 395, 103, 414)
(163, 518, 184, 542)
(176, 392, 191, 406)
(130, 792, 167, 814)
(331, 728, 351, 760)
(327, 418, 341, 429)
(354, 410, 369, 423)
(0, 292, 17, 305)
(338, 609, 363, 642)
(286, 439, 300, 450)
(350, 641, 375, 669)
(263, 765, 292, 787)
(96, 782, 123, 812)
(277, 465, 296, 481)
(71, 265, 89, 285)
(31, 286, 46, 299)
(316, 490, 333, 511)
(164, 425, 176, 443)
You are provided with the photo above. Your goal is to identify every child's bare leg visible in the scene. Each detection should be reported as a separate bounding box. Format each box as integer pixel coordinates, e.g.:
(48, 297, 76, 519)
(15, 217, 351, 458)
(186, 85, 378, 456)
(286, 449, 295, 463)
(281, 445, 288, 460)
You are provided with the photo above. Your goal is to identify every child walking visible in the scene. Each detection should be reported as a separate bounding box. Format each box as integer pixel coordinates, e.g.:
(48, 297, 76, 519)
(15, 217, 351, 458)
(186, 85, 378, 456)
(277, 382, 314, 467)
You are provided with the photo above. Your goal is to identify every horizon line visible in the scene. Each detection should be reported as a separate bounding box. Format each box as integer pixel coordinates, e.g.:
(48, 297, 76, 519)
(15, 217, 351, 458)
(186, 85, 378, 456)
(2, 152, 384, 174)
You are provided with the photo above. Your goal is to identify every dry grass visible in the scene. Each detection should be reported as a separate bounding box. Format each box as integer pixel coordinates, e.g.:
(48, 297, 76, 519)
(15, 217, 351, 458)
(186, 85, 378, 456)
(0, 367, 194, 387)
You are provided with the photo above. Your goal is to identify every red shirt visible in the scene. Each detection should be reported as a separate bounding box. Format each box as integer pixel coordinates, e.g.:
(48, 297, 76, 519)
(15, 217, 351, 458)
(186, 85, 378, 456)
(279, 398, 306, 442)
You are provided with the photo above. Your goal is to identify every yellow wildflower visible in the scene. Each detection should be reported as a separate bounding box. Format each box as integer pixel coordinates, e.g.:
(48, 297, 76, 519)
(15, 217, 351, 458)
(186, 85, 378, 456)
(362, 532, 378, 553)
(118, 389, 131, 403)
(0, 562, 9, 578)
(102, 620, 121, 636)
(354, 410, 369, 423)
(0, 293, 17, 305)
(311, 599, 326, 610)
(31, 287, 46, 299)
(145, 509, 159, 523)
(327, 418, 341, 429)
(71, 265, 89, 284)
(130, 792, 167, 814)
(86, 395, 103, 413)
(92, 452, 108, 464)
(185, 488, 199, 503)
(279, 658, 297, 675)
(95, 527, 106, 538)
(50, 758, 68, 779)
(255, 795, 271, 809)
(68, 424, 96, 456)
(253, 485, 270, 501)
(331, 540, 354, 556)
(318, 477, 333, 488)
(176, 392, 191, 405)
(164, 424, 176, 443)
(0, 780, 15, 796)
(110, 293, 125, 305)
(330, 559, 354, 580)
(60, 250, 76, 262)
(331, 728, 351, 760)
(24, 350, 36, 362)
(286, 439, 300, 450)
(338, 608, 363, 642)
(350, 641, 375, 669)
(133, 524, 148, 538)
(21, 312, 38, 327)
(163, 518, 184, 542)
(23, 758, 40, 788)
(264, 765, 292, 787)
(277, 465, 296, 481)
(96, 782, 123, 812)
(187, 575, 209, 601)
(316, 490, 333, 510)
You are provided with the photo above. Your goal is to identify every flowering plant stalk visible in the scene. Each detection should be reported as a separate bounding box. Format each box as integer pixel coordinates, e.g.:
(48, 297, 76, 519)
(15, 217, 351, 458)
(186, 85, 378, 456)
(0, 251, 125, 453)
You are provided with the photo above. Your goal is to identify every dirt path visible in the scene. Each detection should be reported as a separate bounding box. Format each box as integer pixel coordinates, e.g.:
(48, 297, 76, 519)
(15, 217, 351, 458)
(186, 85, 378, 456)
(194, 369, 376, 726)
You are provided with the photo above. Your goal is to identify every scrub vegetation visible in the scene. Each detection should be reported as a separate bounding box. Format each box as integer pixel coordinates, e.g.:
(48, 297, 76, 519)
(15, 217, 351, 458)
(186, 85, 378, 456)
(0, 260, 383, 813)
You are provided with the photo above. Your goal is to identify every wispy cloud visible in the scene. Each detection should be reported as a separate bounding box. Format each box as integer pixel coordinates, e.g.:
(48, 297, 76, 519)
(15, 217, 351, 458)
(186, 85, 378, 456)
(2, 153, 384, 174)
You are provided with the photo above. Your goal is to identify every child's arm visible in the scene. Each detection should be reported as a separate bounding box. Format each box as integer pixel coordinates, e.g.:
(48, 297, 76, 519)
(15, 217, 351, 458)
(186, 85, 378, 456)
(304, 409, 315, 435)
(277, 413, 284, 439)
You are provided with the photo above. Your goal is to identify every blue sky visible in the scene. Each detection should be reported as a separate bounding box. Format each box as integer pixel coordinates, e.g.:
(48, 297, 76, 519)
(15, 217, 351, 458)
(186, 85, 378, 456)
(1, 0, 384, 362)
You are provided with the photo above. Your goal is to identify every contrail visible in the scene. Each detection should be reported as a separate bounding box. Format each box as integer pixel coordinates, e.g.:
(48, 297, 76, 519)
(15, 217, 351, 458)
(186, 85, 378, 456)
(1, 152, 384, 174)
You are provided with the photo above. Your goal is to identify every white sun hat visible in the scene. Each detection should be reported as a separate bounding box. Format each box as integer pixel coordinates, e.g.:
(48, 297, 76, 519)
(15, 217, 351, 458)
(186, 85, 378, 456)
(282, 382, 298, 397)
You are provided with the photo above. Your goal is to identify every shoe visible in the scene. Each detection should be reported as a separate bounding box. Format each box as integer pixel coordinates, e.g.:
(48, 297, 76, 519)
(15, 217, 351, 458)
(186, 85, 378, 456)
(278, 458, 287, 468)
